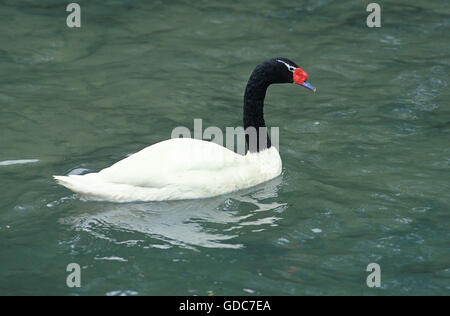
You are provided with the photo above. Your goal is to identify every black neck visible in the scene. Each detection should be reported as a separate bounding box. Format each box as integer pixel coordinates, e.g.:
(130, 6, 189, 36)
(243, 66, 272, 153)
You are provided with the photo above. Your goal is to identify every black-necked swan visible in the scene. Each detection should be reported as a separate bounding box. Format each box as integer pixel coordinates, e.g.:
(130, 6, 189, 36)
(54, 58, 316, 202)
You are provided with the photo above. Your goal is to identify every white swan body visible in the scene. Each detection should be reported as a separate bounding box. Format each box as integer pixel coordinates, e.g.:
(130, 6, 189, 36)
(54, 138, 282, 202)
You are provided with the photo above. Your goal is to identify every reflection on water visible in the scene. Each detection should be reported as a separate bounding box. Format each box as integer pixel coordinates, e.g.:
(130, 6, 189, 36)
(57, 177, 286, 250)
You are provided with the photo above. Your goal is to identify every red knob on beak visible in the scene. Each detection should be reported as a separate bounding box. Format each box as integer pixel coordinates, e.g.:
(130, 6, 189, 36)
(294, 68, 316, 92)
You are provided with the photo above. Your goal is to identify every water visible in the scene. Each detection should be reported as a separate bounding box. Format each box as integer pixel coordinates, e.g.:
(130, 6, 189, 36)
(0, 0, 449, 296)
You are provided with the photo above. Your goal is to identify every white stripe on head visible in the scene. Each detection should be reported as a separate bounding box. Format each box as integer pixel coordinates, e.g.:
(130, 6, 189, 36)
(276, 59, 296, 73)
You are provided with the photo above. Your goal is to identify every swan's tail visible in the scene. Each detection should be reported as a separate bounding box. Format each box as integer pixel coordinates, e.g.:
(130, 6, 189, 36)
(54, 175, 77, 190)
(53, 174, 161, 202)
(54, 174, 95, 192)
(53, 174, 114, 201)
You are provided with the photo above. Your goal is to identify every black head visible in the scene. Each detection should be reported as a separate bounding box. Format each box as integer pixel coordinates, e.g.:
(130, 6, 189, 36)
(268, 57, 316, 92)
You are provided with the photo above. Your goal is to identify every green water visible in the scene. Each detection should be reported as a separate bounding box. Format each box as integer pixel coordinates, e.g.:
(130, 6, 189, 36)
(0, 0, 449, 296)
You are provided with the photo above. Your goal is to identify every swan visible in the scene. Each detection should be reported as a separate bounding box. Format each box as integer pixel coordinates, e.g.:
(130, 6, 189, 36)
(54, 58, 316, 202)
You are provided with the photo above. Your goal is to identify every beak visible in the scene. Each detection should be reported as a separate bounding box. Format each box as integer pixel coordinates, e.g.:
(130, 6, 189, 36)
(299, 80, 316, 92)
(293, 68, 316, 92)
